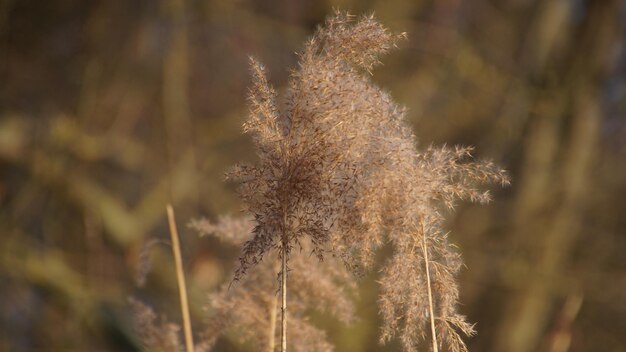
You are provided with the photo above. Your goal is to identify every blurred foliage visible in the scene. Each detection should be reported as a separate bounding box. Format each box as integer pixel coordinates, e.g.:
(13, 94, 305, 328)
(0, 0, 625, 351)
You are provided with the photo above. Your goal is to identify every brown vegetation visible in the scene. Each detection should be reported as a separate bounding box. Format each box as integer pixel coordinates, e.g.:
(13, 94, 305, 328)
(2, 1, 625, 351)
(216, 12, 507, 352)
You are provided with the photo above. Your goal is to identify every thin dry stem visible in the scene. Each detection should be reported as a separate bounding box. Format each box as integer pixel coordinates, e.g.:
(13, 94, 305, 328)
(268, 256, 281, 352)
(166, 204, 195, 352)
(281, 245, 287, 352)
(421, 222, 439, 352)
(268, 291, 279, 352)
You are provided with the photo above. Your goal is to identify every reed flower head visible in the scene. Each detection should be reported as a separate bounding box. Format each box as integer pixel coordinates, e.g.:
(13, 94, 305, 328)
(129, 297, 183, 352)
(228, 10, 508, 351)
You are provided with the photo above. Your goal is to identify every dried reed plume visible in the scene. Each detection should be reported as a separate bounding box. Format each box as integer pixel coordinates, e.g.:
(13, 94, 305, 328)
(190, 216, 356, 352)
(229, 11, 408, 275)
(226, 10, 507, 352)
(129, 297, 183, 352)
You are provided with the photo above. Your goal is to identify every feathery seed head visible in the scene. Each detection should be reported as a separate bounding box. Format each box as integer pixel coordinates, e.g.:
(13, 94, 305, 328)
(230, 11, 507, 351)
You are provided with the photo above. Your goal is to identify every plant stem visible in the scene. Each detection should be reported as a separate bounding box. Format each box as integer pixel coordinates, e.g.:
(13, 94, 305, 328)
(421, 228, 438, 352)
(166, 204, 195, 352)
(281, 243, 287, 352)
(268, 263, 279, 352)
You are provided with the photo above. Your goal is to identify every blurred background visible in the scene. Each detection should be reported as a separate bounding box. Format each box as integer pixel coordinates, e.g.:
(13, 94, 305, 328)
(1, 0, 625, 351)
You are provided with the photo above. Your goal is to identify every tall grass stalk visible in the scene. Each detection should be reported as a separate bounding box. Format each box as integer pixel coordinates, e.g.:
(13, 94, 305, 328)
(166, 204, 194, 352)
(421, 221, 439, 352)
(281, 246, 287, 352)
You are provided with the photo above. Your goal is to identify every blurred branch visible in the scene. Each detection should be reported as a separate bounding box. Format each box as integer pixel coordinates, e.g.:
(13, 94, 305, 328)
(0, 117, 199, 246)
(50, 116, 149, 170)
(162, 0, 198, 207)
(0, 234, 94, 312)
(494, 1, 623, 350)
